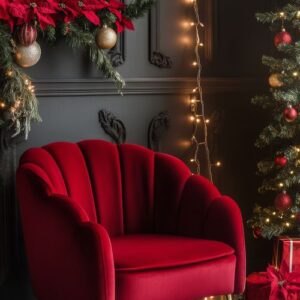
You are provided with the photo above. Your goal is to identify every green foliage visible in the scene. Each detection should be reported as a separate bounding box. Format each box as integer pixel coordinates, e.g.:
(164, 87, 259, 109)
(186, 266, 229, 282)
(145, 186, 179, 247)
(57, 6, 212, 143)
(249, 0, 300, 238)
(0, 22, 40, 137)
(124, 0, 155, 19)
(0, 0, 154, 137)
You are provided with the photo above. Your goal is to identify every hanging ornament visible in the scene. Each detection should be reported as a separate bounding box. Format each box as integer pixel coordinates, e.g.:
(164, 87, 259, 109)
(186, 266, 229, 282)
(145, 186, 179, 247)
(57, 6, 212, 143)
(16, 24, 37, 46)
(274, 29, 292, 47)
(95, 25, 118, 49)
(274, 156, 288, 167)
(283, 105, 298, 122)
(269, 73, 283, 87)
(274, 191, 292, 212)
(15, 41, 41, 68)
(253, 227, 262, 239)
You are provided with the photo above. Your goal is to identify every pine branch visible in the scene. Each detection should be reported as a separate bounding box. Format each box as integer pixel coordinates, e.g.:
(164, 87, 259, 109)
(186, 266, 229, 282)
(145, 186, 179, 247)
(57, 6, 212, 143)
(124, 0, 155, 19)
(89, 45, 125, 91)
(255, 123, 297, 148)
(65, 23, 125, 91)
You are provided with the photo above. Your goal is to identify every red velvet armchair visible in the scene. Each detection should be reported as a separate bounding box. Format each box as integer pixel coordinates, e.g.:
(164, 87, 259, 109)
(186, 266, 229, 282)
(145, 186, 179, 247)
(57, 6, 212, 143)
(17, 140, 246, 300)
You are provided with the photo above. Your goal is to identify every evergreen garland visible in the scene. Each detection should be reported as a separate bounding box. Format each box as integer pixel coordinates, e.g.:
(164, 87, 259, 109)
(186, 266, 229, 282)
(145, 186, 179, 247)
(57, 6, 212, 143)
(0, 0, 154, 139)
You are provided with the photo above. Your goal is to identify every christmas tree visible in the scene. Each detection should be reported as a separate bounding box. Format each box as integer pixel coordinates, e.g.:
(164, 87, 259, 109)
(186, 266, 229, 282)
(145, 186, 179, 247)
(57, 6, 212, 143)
(248, 1, 300, 239)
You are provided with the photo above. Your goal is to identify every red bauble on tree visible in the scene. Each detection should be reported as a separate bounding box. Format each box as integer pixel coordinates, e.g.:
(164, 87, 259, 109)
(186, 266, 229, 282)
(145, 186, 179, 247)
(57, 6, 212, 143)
(274, 29, 292, 47)
(274, 156, 288, 167)
(283, 106, 298, 122)
(16, 24, 37, 46)
(253, 227, 262, 239)
(274, 191, 292, 212)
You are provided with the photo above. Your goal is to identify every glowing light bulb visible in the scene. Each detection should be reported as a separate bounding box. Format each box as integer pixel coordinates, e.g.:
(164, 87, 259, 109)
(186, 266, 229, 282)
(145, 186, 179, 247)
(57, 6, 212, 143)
(205, 119, 210, 124)
(196, 118, 200, 123)
(279, 12, 285, 18)
(272, 212, 276, 216)
(293, 71, 299, 77)
(192, 61, 197, 66)
(190, 22, 195, 26)
(0, 102, 5, 108)
(290, 170, 294, 175)
(297, 11, 300, 18)
(190, 158, 195, 162)
(215, 161, 222, 167)
(266, 218, 270, 223)
(286, 222, 290, 227)
(6, 70, 13, 77)
(291, 214, 296, 219)
(198, 42, 204, 47)
(192, 88, 197, 93)
(279, 182, 284, 188)
(190, 116, 195, 121)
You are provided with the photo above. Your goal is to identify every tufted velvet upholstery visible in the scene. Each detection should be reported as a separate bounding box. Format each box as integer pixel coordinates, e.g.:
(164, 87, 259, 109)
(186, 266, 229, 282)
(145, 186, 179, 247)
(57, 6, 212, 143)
(17, 139, 246, 300)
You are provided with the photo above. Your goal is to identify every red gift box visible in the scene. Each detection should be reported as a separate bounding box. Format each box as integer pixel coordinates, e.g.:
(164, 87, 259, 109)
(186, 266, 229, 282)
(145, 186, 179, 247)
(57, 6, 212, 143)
(246, 266, 300, 300)
(273, 237, 300, 273)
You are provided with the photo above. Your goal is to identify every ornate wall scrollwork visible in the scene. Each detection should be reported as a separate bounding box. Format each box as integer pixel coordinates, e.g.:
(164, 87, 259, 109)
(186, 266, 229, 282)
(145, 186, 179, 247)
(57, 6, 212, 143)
(149, 1, 173, 68)
(98, 110, 126, 145)
(148, 111, 170, 151)
(108, 32, 125, 67)
(107, 0, 125, 67)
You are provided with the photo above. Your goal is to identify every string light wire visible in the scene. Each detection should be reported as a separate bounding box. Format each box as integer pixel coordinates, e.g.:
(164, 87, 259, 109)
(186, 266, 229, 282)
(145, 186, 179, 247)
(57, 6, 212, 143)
(189, 0, 213, 181)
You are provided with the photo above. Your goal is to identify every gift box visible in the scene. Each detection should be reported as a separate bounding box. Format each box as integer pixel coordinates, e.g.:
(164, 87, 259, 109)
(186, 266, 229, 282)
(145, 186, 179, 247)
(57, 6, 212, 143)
(245, 265, 300, 300)
(273, 237, 300, 273)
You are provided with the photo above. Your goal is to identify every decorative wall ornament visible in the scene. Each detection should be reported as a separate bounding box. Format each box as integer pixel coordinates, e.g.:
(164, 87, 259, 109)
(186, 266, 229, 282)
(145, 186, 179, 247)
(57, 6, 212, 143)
(98, 109, 126, 145)
(149, 0, 172, 68)
(108, 32, 125, 67)
(148, 111, 170, 151)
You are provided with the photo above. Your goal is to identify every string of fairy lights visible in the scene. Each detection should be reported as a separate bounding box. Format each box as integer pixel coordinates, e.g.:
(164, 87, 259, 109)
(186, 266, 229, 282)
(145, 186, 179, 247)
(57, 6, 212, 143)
(186, 0, 221, 181)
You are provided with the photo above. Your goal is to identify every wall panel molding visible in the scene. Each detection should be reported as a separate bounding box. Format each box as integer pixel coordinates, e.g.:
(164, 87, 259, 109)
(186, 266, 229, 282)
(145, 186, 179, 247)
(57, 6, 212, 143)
(149, 0, 173, 68)
(34, 77, 265, 97)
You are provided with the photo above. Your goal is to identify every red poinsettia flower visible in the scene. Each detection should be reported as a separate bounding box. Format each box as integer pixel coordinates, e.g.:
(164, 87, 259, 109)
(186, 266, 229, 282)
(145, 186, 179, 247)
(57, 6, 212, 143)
(0, 0, 15, 31)
(107, 0, 125, 21)
(9, 0, 57, 29)
(53, 0, 79, 23)
(71, 0, 108, 26)
(116, 16, 134, 33)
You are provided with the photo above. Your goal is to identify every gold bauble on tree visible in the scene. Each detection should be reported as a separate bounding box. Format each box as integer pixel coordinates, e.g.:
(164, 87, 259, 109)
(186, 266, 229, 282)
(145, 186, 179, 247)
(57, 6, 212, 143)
(95, 25, 118, 49)
(15, 41, 41, 68)
(269, 73, 283, 87)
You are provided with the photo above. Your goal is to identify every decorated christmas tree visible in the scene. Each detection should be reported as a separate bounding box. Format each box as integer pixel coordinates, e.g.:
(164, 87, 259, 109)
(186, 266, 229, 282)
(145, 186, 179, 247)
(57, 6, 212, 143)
(248, 1, 300, 239)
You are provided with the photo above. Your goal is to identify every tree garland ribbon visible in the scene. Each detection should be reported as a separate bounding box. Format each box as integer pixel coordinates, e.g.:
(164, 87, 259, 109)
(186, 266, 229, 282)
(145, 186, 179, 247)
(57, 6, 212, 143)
(0, 0, 154, 139)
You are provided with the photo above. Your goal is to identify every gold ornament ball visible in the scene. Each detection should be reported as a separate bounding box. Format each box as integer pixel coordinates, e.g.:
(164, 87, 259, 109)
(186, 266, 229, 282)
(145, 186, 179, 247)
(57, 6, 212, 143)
(95, 25, 117, 49)
(15, 41, 41, 68)
(269, 73, 283, 87)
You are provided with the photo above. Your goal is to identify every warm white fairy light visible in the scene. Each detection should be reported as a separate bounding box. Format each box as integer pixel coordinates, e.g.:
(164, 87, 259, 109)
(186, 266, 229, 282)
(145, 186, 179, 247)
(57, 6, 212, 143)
(187, 0, 213, 180)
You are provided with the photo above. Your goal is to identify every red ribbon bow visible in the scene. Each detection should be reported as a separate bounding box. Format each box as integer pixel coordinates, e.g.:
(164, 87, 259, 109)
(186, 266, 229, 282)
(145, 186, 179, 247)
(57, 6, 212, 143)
(267, 265, 300, 300)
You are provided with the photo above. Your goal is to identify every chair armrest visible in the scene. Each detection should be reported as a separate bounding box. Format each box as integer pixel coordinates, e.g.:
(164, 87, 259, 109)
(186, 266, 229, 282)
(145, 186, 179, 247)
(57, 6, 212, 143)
(178, 175, 246, 294)
(203, 196, 246, 294)
(17, 166, 115, 300)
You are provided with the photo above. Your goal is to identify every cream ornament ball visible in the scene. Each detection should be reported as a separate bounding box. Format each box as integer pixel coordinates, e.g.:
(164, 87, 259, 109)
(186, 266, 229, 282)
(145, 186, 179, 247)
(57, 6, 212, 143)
(15, 41, 41, 68)
(95, 25, 118, 49)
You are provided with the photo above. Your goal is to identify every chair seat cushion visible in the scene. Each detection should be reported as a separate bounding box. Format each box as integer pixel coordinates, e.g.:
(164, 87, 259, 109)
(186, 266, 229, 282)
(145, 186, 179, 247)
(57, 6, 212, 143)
(111, 234, 234, 272)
